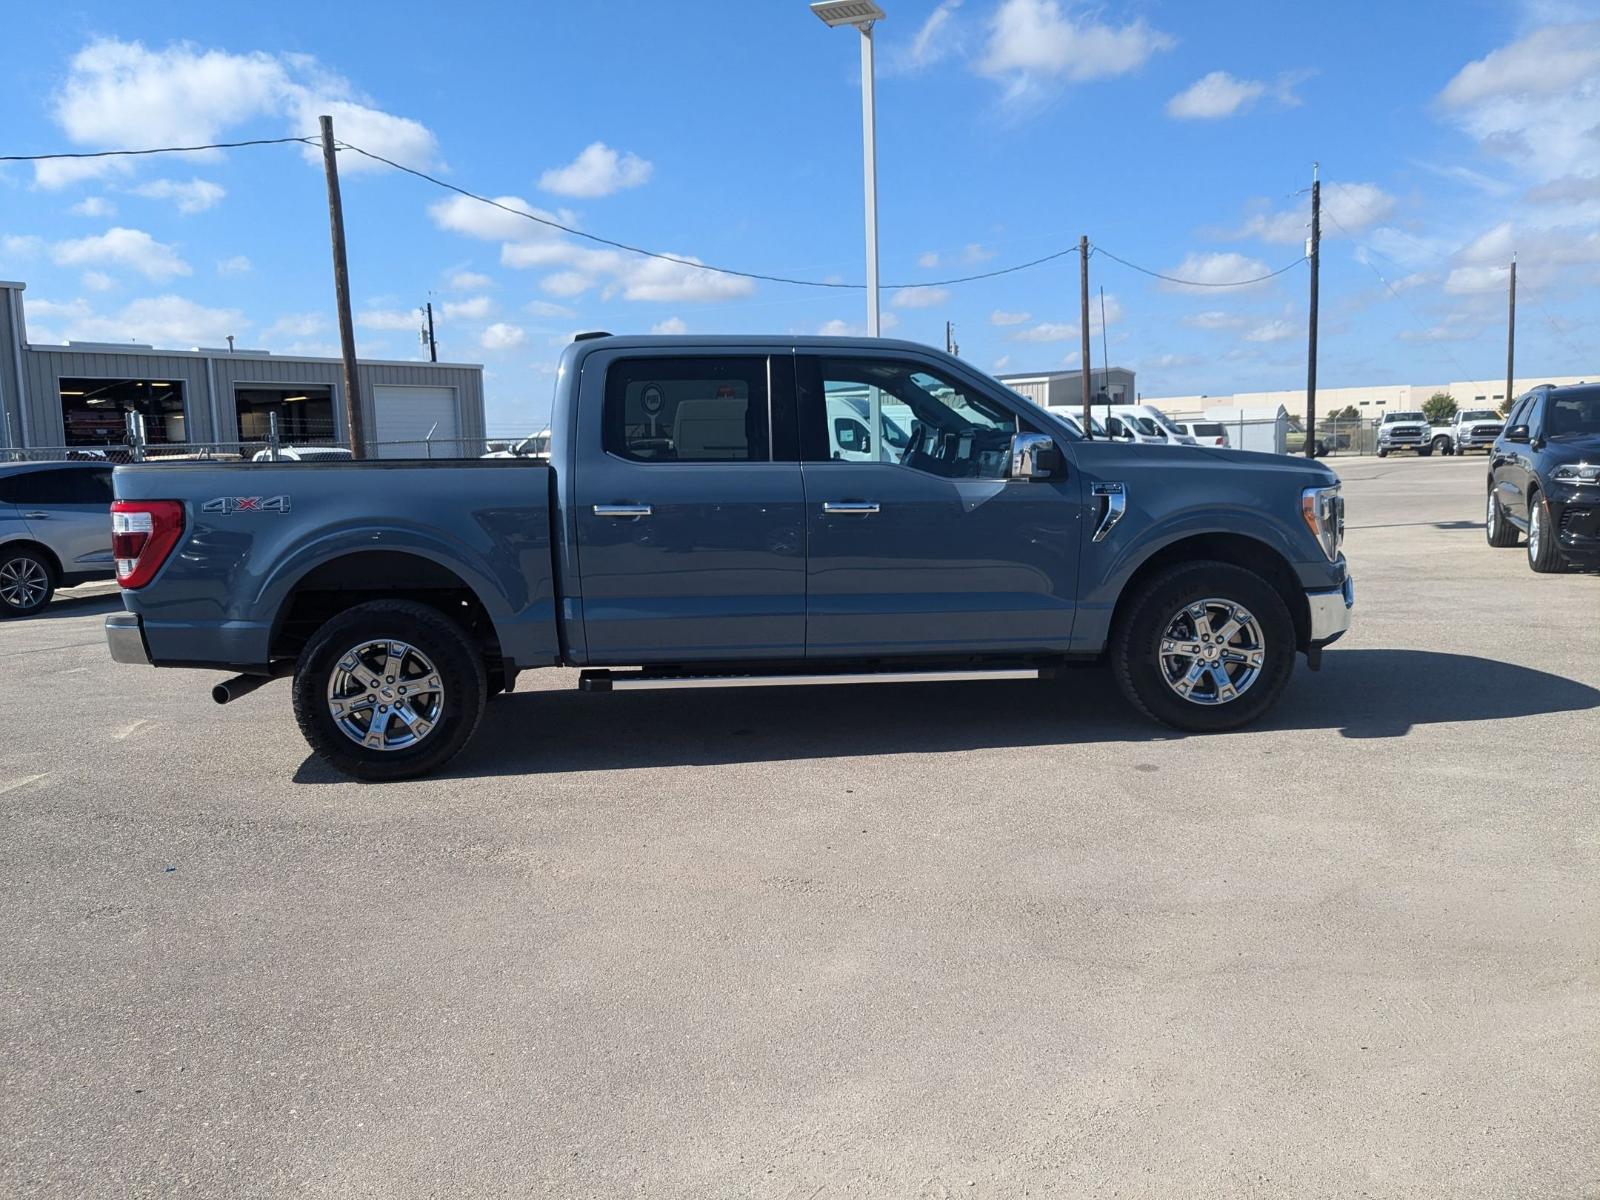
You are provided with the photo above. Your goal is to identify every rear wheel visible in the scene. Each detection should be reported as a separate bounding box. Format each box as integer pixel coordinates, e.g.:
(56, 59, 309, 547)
(1431, 436, 1453, 456)
(0, 547, 56, 617)
(1526, 492, 1564, 573)
(292, 599, 487, 781)
(1418, 446, 1433, 457)
(1376, 448, 1389, 458)
(1112, 561, 1297, 733)
(1485, 489, 1519, 547)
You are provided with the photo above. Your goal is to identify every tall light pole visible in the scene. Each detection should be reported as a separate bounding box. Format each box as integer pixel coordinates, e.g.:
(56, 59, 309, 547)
(812, 1, 885, 336)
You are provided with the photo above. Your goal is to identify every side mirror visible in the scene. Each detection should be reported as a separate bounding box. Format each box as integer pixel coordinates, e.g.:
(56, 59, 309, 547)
(1010, 432, 1061, 480)
(834, 416, 871, 454)
(1504, 424, 1530, 443)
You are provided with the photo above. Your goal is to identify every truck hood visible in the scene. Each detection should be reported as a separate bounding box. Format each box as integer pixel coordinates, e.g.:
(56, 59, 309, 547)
(1077, 440, 1339, 488)
(1382, 422, 1429, 433)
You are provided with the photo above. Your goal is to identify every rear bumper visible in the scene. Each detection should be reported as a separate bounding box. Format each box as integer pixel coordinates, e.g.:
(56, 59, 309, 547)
(105, 611, 151, 665)
(1306, 576, 1354, 646)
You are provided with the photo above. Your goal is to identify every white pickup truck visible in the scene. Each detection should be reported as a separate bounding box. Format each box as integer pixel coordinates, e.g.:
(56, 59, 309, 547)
(1430, 409, 1504, 456)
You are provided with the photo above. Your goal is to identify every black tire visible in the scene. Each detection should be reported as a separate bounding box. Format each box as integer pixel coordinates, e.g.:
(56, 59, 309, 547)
(1526, 491, 1565, 574)
(1431, 436, 1452, 456)
(1376, 448, 1388, 459)
(1111, 561, 1298, 734)
(0, 546, 57, 617)
(292, 599, 487, 781)
(1485, 488, 1518, 547)
(1418, 446, 1433, 458)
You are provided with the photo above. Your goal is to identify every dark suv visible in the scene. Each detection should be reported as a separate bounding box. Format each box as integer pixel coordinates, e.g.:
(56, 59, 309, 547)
(1486, 384, 1600, 572)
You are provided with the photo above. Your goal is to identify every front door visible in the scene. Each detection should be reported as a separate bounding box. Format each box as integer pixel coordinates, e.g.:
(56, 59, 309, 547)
(797, 353, 1082, 658)
(572, 351, 806, 664)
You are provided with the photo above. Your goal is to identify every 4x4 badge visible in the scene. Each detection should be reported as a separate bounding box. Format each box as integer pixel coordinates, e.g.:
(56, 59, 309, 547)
(202, 495, 291, 514)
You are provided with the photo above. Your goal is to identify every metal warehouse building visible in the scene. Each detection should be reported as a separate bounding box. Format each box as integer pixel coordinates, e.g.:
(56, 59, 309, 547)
(997, 367, 1137, 411)
(1, 281, 485, 459)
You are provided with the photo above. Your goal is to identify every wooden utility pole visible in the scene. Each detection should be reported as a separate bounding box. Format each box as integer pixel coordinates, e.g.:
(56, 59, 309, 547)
(1304, 163, 1320, 458)
(1505, 254, 1516, 408)
(945, 320, 958, 357)
(425, 301, 437, 363)
(320, 115, 366, 458)
(1079, 235, 1092, 437)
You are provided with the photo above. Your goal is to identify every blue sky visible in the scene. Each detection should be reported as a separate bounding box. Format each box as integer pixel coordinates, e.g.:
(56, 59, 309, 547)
(2, 0, 1597, 432)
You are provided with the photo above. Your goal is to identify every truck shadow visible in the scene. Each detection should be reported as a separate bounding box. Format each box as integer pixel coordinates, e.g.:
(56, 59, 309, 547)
(290, 648, 1599, 782)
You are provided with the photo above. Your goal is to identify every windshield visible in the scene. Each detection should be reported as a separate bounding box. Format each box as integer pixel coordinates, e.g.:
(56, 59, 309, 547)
(1459, 410, 1499, 421)
(1546, 387, 1600, 437)
(1132, 416, 1166, 438)
(1385, 412, 1425, 423)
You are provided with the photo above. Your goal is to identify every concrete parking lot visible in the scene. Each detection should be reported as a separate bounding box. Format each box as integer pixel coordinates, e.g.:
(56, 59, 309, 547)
(3, 454, 1597, 1198)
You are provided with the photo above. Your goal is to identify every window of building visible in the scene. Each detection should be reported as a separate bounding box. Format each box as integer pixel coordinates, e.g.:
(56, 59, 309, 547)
(59, 378, 186, 447)
(603, 357, 770, 462)
(235, 384, 337, 446)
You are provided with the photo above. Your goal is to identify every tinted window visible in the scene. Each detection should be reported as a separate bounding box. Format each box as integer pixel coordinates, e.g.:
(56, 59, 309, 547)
(1544, 387, 1600, 437)
(1192, 423, 1225, 437)
(0, 467, 112, 505)
(603, 357, 770, 462)
(801, 357, 1019, 480)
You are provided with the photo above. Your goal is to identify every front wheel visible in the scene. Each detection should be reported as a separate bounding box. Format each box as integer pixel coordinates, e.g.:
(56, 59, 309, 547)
(1111, 561, 1297, 733)
(1486, 489, 1519, 547)
(1418, 446, 1433, 457)
(0, 547, 56, 617)
(292, 599, 488, 781)
(1526, 494, 1565, 573)
(1376, 448, 1389, 458)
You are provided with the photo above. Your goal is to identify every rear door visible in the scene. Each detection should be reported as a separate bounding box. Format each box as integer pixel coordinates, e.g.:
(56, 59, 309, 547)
(15, 466, 114, 572)
(797, 352, 1081, 657)
(571, 350, 807, 663)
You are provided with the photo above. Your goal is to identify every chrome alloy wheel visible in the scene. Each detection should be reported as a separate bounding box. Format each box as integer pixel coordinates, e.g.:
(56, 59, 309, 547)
(1158, 598, 1266, 706)
(326, 639, 445, 751)
(1528, 501, 1544, 561)
(0, 555, 48, 610)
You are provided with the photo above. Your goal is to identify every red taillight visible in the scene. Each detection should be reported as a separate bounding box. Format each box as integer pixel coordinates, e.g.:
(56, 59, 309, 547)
(111, 500, 184, 589)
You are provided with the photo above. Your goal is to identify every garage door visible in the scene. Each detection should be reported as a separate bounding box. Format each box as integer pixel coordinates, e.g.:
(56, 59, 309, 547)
(372, 385, 459, 458)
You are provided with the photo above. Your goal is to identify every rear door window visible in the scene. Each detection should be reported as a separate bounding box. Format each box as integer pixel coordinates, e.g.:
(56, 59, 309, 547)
(603, 357, 771, 462)
(0, 467, 112, 505)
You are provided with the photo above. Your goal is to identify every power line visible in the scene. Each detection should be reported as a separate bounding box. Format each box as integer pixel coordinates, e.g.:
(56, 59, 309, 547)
(1093, 244, 1306, 288)
(0, 136, 317, 163)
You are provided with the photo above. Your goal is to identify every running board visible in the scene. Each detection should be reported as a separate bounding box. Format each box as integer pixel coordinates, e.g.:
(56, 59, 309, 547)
(579, 667, 1040, 693)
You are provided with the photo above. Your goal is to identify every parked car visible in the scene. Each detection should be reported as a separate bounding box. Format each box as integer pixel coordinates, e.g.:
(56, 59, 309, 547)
(1485, 383, 1600, 572)
(1173, 421, 1230, 448)
(0, 461, 115, 615)
(249, 446, 355, 463)
(481, 431, 551, 459)
(1376, 411, 1433, 457)
(105, 334, 1353, 781)
(1437, 409, 1504, 456)
(1099, 405, 1197, 445)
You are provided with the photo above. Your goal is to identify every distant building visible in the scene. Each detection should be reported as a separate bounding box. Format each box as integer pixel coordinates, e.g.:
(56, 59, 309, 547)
(997, 367, 1136, 414)
(1141, 375, 1594, 423)
(0, 280, 486, 458)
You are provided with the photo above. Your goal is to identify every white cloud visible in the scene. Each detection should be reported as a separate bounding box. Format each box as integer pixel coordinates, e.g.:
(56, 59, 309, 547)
(265, 312, 325, 339)
(1437, 22, 1600, 187)
(978, 0, 1173, 99)
(901, 0, 964, 70)
(216, 254, 251, 275)
(429, 193, 573, 243)
(133, 177, 226, 214)
(1182, 310, 1246, 330)
(29, 294, 246, 347)
(992, 354, 1011, 372)
(441, 295, 492, 319)
(1230, 182, 1397, 244)
(51, 227, 189, 280)
(81, 271, 115, 292)
(1012, 321, 1076, 342)
(70, 196, 116, 218)
(538, 142, 653, 198)
(918, 250, 941, 268)
(448, 270, 493, 291)
(651, 316, 687, 335)
(3, 234, 45, 258)
(540, 271, 594, 298)
(615, 255, 754, 303)
(990, 309, 1031, 326)
(1159, 251, 1273, 292)
(524, 299, 575, 317)
(1243, 318, 1296, 343)
(41, 38, 438, 187)
(480, 322, 526, 350)
(1166, 71, 1266, 119)
(818, 319, 859, 336)
(891, 285, 949, 309)
(961, 243, 994, 264)
(357, 307, 420, 331)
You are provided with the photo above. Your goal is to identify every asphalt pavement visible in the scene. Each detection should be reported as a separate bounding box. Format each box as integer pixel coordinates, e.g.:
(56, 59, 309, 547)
(3, 453, 1597, 1198)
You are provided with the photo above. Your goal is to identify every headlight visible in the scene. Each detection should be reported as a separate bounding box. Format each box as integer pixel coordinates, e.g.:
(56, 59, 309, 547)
(1552, 464, 1600, 485)
(1301, 484, 1343, 561)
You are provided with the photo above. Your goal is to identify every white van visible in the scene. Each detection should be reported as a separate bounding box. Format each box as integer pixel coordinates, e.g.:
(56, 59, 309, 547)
(1098, 405, 1196, 446)
(1172, 420, 1230, 448)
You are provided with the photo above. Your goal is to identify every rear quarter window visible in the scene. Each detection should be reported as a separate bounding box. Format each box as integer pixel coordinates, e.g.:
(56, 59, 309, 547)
(602, 356, 770, 462)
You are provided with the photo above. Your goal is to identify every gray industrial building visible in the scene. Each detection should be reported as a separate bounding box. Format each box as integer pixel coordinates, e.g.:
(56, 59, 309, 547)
(997, 367, 1136, 412)
(0, 281, 486, 459)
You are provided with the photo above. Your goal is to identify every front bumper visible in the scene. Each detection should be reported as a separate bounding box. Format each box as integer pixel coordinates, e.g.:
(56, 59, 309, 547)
(105, 611, 151, 665)
(1306, 575, 1355, 646)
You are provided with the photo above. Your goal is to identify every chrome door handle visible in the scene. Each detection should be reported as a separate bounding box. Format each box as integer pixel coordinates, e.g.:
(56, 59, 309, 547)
(822, 501, 879, 515)
(593, 504, 652, 518)
(22, 511, 49, 519)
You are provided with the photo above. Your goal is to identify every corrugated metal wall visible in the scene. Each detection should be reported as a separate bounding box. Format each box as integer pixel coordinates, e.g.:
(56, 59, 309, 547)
(24, 348, 212, 445)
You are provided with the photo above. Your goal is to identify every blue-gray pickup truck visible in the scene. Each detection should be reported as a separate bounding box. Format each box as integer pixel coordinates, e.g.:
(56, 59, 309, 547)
(105, 335, 1353, 780)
